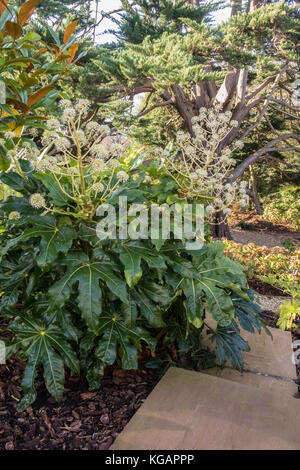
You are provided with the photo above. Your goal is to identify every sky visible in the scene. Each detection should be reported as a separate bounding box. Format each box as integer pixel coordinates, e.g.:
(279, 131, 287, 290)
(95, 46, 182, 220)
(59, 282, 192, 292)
(94, 0, 231, 44)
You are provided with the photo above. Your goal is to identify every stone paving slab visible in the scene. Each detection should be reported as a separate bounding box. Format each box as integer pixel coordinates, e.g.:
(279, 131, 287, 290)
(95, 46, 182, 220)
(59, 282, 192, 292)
(202, 366, 296, 396)
(111, 368, 300, 450)
(203, 324, 296, 379)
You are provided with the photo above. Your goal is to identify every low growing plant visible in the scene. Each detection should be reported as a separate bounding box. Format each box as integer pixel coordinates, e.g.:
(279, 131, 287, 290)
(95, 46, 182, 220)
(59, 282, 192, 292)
(264, 185, 300, 232)
(223, 239, 300, 284)
(259, 274, 300, 331)
(0, 101, 267, 410)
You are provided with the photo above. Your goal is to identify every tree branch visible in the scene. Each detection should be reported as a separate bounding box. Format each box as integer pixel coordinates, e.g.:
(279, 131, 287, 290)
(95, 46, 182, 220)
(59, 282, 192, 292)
(137, 99, 173, 117)
(270, 97, 300, 112)
(230, 133, 300, 181)
(245, 74, 278, 102)
(239, 65, 288, 141)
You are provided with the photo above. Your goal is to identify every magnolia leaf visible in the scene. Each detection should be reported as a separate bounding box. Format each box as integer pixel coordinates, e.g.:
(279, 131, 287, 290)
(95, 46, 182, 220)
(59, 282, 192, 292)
(5, 21, 23, 39)
(17, 0, 40, 26)
(67, 43, 78, 63)
(63, 20, 78, 46)
(28, 86, 54, 107)
(0, 0, 8, 16)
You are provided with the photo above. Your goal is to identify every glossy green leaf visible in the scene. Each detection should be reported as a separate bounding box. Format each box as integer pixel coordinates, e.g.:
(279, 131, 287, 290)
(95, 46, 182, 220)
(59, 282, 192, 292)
(183, 278, 204, 328)
(120, 249, 142, 287)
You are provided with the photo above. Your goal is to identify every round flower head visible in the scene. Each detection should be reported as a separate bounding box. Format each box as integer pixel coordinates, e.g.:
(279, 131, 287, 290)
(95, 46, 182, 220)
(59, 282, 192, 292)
(99, 125, 110, 137)
(8, 211, 20, 220)
(86, 121, 100, 133)
(93, 159, 105, 172)
(75, 99, 90, 115)
(42, 131, 58, 146)
(55, 137, 71, 151)
(46, 118, 60, 130)
(206, 205, 215, 214)
(29, 193, 46, 209)
(62, 107, 76, 123)
(230, 120, 239, 128)
(223, 208, 232, 215)
(110, 143, 125, 157)
(59, 99, 72, 109)
(117, 171, 129, 182)
(235, 140, 244, 149)
(75, 129, 87, 145)
(92, 182, 104, 193)
(91, 144, 108, 159)
(29, 128, 39, 137)
(108, 158, 119, 168)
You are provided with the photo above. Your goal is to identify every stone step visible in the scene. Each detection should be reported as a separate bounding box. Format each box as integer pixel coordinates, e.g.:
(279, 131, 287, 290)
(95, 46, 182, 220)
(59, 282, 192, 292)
(111, 367, 300, 450)
(201, 325, 297, 396)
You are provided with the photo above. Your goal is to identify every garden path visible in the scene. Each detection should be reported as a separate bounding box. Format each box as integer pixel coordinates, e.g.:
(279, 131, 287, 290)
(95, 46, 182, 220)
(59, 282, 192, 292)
(111, 327, 299, 450)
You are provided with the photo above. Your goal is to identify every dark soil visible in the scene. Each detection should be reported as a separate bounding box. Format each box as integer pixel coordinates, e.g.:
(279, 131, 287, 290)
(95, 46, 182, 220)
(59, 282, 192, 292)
(260, 309, 279, 329)
(248, 277, 288, 297)
(0, 356, 159, 450)
(229, 207, 299, 234)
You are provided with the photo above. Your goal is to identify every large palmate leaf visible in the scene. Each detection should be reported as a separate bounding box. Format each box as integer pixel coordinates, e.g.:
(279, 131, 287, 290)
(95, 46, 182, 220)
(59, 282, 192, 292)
(0, 170, 38, 196)
(119, 248, 142, 287)
(131, 286, 166, 328)
(183, 278, 204, 328)
(117, 241, 168, 270)
(0, 196, 42, 216)
(0, 250, 36, 314)
(199, 279, 235, 327)
(34, 173, 72, 206)
(120, 300, 138, 326)
(7, 314, 79, 411)
(210, 324, 250, 372)
(192, 243, 247, 288)
(95, 313, 156, 369)
(0, 215, 76, 267)
(49, 252, 127, 332)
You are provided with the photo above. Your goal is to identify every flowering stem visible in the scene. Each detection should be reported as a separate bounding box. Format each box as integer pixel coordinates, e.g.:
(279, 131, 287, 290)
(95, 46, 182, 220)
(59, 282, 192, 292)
(71, 120, 86, 196)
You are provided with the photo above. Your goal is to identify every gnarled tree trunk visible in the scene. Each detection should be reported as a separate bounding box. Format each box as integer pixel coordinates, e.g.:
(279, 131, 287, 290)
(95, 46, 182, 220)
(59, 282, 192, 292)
(210, 211, 233, 239)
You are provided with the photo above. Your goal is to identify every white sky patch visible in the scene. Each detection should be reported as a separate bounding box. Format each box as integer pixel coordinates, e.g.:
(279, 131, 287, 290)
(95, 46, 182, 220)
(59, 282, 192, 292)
(93, 1, 230, 44)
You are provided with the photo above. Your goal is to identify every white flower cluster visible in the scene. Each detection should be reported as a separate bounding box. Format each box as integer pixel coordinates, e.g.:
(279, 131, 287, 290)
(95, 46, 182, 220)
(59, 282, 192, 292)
(14, 100, 132, 210)
(29, 193, 46, 209)
(25, 100, 130, 176)
(159, 106, 247, 215)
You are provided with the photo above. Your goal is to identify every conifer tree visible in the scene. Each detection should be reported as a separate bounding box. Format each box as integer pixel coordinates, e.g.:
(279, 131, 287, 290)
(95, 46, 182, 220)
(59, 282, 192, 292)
(93, 0, 300, 237)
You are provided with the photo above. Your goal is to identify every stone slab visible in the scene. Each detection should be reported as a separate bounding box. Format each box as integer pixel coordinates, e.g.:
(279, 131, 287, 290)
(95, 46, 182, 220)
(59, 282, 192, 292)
(111, 368, 300, 450)
(202, 324, 296, 379)
(202, 366, 297, 396)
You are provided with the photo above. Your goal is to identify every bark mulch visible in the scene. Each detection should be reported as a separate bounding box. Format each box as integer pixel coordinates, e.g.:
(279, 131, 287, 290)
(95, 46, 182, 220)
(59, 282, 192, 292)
(228, 207, 299, 234)
(248, 277, 289, 297)
(0, 357, 159, 450)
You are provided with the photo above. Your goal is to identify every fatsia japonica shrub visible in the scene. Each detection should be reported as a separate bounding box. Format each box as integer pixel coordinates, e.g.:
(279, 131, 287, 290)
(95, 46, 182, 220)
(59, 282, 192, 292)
(0, 100, 267, 410)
